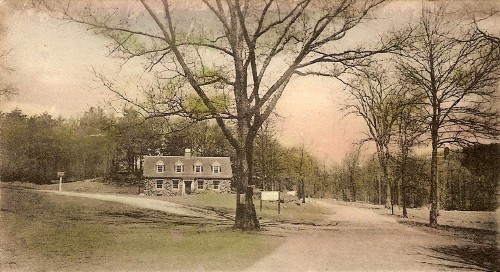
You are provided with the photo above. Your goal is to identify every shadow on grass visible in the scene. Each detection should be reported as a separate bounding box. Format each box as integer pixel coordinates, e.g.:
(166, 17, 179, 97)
(398, 220, 498, 271)
(427, 245, 499, 271)
(398, 220, 496, 241)
(97, 210, 233, 229)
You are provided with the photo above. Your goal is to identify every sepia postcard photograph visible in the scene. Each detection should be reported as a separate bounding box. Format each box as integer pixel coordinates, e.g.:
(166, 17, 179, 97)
(1, 0, 499, 271)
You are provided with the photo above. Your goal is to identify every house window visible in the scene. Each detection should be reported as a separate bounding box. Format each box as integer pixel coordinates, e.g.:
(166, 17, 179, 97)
(213, 180, 220, 190)
(194, 165, 203, 173)
(157, 165, 165, 173)
(175, 165, 183, 173)
(156, 179, 163, 189)
(212, 166, 221, 174)
(172, 179, 180, 189)
(197, 180, 204, 189)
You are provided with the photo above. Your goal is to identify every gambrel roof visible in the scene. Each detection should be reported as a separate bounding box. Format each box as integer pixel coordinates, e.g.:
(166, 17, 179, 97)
(143, 155, 233, 179)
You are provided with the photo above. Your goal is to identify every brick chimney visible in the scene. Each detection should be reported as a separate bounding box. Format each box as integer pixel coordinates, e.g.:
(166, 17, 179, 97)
(184, 148, 192, 159)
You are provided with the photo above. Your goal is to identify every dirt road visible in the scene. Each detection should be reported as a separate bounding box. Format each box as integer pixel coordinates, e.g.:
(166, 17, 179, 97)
(248, 200, 490, 272)
(41, 191, 492, 271)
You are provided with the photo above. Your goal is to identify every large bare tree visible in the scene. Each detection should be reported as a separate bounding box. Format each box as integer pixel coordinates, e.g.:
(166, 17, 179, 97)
(396, 5, 500, 227)
(342, 65, 408, 213)
(42, 0, 401, 230)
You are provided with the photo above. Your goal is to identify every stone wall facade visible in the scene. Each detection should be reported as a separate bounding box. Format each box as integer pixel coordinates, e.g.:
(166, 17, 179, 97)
(144, 178, 231, 196)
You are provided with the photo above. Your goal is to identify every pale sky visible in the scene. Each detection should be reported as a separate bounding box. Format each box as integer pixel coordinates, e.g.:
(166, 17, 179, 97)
(1, 0, 498, 165)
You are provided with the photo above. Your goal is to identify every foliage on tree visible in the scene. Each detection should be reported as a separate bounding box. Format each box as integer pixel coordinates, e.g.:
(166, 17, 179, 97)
(459, 143, 499, 211)
(0, 107, 156, 184)
(0, 110, 65, 183)
(39, 0, 401, 230)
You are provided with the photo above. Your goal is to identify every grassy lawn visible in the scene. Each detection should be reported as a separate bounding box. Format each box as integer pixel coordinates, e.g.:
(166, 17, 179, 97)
(166, 193, 331, 225)
(14, 180, 140, 195)
(0, 184, 284, 271)
(8, 180, 330, 225)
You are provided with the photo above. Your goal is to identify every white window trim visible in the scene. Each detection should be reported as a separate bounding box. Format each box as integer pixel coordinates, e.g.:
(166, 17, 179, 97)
(213, 180, 220, 190)
(194, 165, 203, 173)
(197, 180, 204, 190)
(156, 179, 164, 189)
(156, 160, 165, 173)
(172, 179, 180, 190)
(175, 165, 184, 173)
(212, 165, 221, 174)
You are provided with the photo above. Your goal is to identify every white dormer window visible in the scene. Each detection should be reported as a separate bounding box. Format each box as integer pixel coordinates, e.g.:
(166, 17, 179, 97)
(156, 161, 165, 173)
(212, 166, 221, 173)
(194, 161, 203, 173)
(175, 161, 184, 173)
(211, 162, 221, 174)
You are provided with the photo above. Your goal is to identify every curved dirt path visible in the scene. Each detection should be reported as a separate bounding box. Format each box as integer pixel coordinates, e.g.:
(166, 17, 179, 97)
(248, 200, 487, 272)
(39, 190, 228, 221)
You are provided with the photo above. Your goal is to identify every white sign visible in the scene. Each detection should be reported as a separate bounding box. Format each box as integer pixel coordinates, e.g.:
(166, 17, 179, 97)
(261, 191, 279, 201)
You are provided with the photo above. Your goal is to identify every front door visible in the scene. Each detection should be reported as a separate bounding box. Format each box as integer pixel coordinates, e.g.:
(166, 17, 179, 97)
(184, 180, 192, 195)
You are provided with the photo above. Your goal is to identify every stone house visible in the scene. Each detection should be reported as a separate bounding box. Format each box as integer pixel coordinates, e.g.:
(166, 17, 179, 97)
(143, 149, 232, 196)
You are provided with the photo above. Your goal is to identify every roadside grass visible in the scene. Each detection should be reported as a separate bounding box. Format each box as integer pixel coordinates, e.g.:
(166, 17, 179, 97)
(51, 180, 139, 194)
(322, 199, 498, 232)
(0, 185, 283, 271)
(2, 180, 139, 194)
(166, 193, 330, 225)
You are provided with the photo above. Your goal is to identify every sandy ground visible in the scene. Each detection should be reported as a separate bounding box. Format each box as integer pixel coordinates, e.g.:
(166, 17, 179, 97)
(249, 200, 493, 272)
(40, 191, 496, 271)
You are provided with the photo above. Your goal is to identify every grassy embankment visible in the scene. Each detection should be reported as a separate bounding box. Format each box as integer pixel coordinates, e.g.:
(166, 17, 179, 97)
(166, 193, 331, 225)
(0, 183, 284, 271)
(29, 180, 331, 225)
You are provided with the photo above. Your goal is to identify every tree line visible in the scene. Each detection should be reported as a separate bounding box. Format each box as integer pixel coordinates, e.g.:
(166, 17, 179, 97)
(0, 107, 153, 184)
(336, 5, 499, 222)
(329, 144, 499, 212)
(19, 0, 500, 229)
(0, 108, 329, 196)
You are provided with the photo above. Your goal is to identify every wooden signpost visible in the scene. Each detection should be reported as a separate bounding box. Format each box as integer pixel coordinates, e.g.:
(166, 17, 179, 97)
(261, 191, 281, 214)
(57, 172, 65, 191)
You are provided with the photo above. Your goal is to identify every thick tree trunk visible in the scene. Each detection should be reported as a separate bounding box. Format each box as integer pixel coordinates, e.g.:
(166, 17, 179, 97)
(350, 176, 357, 202)
(402, 183, 408, 218)
(301, 178, 306, 203)
(390, 184, 395, 215)
(429, 129, 439, 227)
(234, 186, 260, 230)
(401, 165, 408, 218)
(233, 143, 260, 231)
(382, 165, 392, 210)
(400, 148, 409, 218)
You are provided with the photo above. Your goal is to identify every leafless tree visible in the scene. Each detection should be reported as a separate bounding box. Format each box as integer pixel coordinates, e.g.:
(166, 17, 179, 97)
(342, 64, 408, 213)
(342, 145, 362, 202)
(393, 92, 426, 218)
(0, 52, 18, 100)
(0, 4, 18, 100)
(396, 5, 500, 227)
(40, 0, 402, 230)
